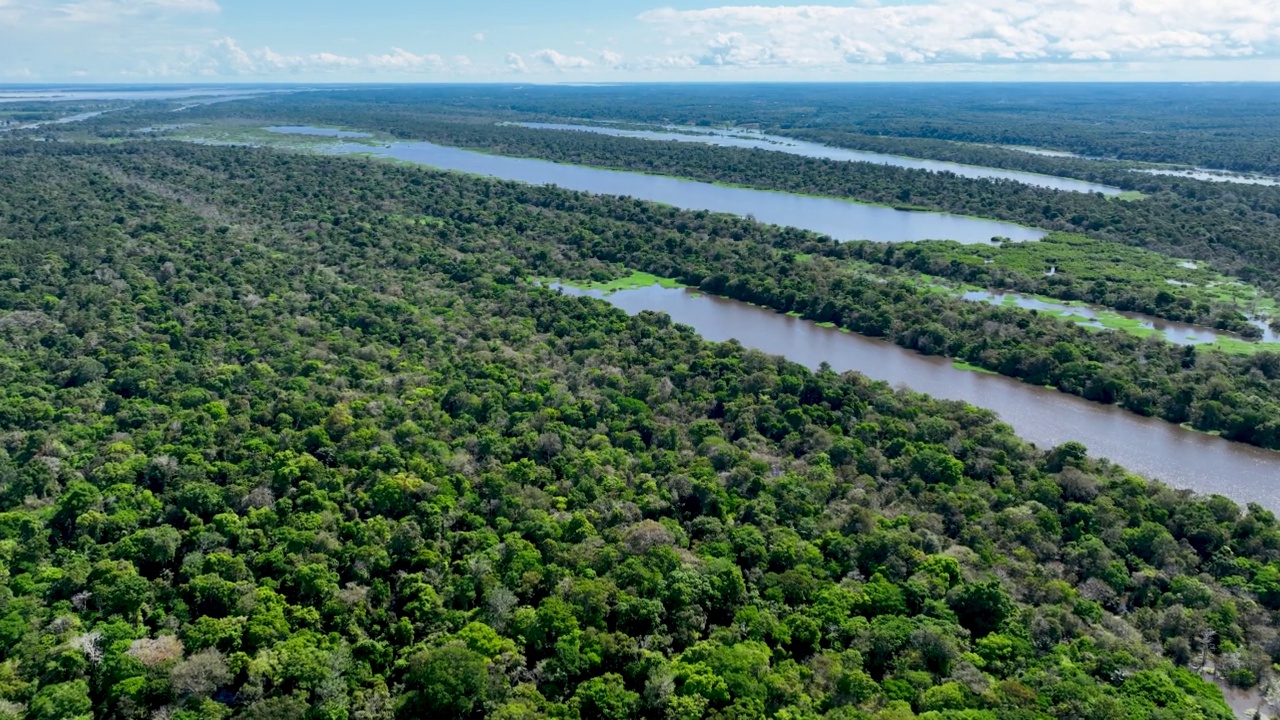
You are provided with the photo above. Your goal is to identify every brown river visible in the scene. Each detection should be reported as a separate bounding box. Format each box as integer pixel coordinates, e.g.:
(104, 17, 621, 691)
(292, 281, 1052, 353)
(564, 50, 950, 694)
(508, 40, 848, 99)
(258, 126, 1280, 510)
(556, 284, 1280, 509)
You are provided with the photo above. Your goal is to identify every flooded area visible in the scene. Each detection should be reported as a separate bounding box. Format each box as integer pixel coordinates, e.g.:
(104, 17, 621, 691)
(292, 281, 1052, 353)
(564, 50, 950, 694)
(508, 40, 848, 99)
(1137, 168, 1280, 187)
(515, 122, 1123, 195)
(265, 125, 371, 138)
(0, 86, 289, 103)
(0, 108, 117, 132)
(959, 290, 1276, 347)
(252, 125, 1280, 508)
(552, 282, 1280, 509)
(1001, 145, 1084, 159)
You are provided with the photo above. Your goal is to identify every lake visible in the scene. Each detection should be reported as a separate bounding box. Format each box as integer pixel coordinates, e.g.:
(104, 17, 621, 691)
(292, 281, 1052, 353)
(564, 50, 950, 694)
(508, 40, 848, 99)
(514, 122, 1123, 195)
(554, 283, 1280, 510)
(268, 128, 1046, 245)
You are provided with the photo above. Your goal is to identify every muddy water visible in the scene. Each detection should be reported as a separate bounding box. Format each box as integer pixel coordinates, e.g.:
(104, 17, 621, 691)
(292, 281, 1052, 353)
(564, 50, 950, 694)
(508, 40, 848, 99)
(959, 291, 1269, 347)
(262, 126, 1047, 245)
(516, 122, 1123, 195)
(554, 283, 1280, 509)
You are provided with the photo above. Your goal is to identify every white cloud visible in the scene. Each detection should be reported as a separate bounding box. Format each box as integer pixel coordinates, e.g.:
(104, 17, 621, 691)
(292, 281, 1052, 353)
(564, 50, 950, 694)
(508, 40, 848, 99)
(58, 0, 219, 24)
(505, 52, 529, 73)
(638, 1, 1280, 67)
(531, 48, 592, 69)
(366, 47, 444, 72)
(175, 38, 464, 76)
(599, 49, 624, 67)
(0, 0, 217, 29)
(472, 32, 485, 42)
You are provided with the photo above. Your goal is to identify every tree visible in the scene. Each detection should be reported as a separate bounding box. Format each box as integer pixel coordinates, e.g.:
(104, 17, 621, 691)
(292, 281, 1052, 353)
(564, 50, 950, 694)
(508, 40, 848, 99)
(171, 648, 231, 698)
(949, 582, 1013, 638)
(403, 645, 490, 718)
(240, 695, 312, 720)
(572, 673, 639, 720)
(27, 680, 92, 720)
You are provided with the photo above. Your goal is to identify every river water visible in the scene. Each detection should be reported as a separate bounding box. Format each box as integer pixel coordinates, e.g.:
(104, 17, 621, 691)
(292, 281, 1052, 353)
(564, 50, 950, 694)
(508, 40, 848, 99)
(960, 290, 1280, 347)
(308, 137, 1044, 245)
(1137, 168, 1280, 187)
(554, 283, 1280, 509)
(266, 125, 371, 139)
(260, 125, 1280, 506)
(515, 122, 1123, 195)
(0, 86, 286, 103)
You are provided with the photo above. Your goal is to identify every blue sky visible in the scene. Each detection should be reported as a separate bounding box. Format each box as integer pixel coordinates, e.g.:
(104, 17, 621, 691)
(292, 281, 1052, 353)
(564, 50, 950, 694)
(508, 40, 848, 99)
(3, 0, 1280, 82)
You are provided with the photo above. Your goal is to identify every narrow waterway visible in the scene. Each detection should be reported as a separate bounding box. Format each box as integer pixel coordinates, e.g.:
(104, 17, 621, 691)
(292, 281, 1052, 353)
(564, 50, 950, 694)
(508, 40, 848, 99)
(1137, 168, 1280, 187)
(960, 290, 1279, 347)
(263, 126, 1047, 245)
(516, 122, 1124, 195)
(554, 283, 1280, 510)
(259, 125, 1280, 508)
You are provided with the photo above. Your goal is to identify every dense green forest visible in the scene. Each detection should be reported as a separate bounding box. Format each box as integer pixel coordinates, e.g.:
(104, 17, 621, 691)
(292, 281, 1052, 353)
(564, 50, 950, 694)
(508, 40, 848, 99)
(249, 84, 1280, 174)
(843, 234, 1269, 339)
(4, 139, 1280, 719)
(15, 135, 1280, 447)
(767, 130, 1150, 188)
(158, 101, 1280, 295)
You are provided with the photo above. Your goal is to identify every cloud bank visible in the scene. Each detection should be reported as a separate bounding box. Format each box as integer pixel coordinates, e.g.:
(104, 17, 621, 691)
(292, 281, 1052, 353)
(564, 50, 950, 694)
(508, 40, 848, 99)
(5, 0, 1280, 80)
(639, 1, 1280, 67)
(176, 38, 461, 76)
(8, 0, 219, 25)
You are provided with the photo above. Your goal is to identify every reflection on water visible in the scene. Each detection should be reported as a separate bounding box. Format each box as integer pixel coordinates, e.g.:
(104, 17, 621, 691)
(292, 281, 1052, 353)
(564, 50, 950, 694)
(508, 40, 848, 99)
(516, 122, 1123, 195)
(1138, 168, 1280, 187)
(551, 283, 1280, 509)
(1, 108, 116, 133)
(959, 291, 1259, 347)
(265, 125, 371, 138)
(0, 87, 287, 103)
(275, 129, 1046, 245)
(1002, 145, 1083, 159)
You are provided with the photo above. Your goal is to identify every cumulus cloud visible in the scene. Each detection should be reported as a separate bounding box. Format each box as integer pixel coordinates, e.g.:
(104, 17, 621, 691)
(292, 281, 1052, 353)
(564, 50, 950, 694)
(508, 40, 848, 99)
(531, 48, 593, 69)
(505, 52, 529, 73)
(0, 0, 217, 28)
(194, 38, 358, 74)
(366, 47, 444, 71)
(599, 49, 624, 67)
(472, 32, 485, 42)
(58, 0, 219, 23)
(177, 38, 460, 76)
(638, 1, 1280, 67)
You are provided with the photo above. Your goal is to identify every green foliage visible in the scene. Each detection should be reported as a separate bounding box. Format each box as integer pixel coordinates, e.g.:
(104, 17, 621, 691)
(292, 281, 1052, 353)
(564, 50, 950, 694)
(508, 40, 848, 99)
(572, 673, 639, 720)
(28, 680, 92, 720)
(0, 134, 1263, 719)
(404, 645, 490, 718)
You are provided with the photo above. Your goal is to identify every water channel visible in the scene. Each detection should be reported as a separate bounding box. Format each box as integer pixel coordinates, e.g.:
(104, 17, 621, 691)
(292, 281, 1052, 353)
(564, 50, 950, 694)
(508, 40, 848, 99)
(1137, 168, 1280, 187)
(276, 131, 1046, 245)
(514, 122, 1123, 195)
(266, 125, 372, 139)
(554, 283, 1280, 510)
(960, 290, 1280, 347)
(259, 125, 1280, 507)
